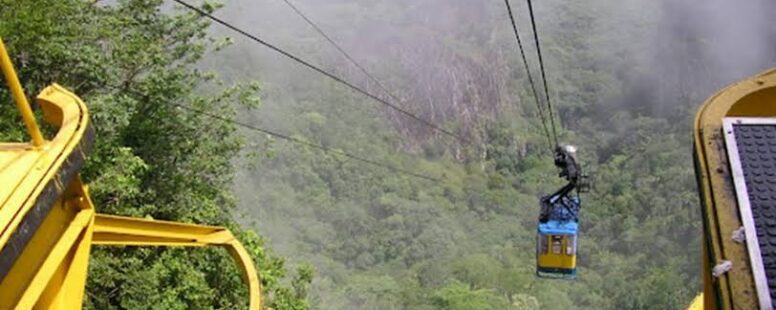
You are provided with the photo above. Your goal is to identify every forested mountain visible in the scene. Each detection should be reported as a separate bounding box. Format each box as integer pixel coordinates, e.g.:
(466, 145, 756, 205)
(2, 0, 776, 309)
(217, 0, 776, 309)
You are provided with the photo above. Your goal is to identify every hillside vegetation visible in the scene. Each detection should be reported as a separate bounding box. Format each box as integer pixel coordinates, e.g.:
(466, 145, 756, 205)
(223, 0, 775, 309)
(2, 0, 776, 309)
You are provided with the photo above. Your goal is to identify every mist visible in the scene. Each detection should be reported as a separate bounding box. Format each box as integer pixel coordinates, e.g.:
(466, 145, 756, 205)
(194, 0, 776, 308)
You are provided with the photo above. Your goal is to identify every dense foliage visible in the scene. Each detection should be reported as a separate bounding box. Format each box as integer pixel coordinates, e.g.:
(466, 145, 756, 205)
(3, 0, 776, 309)
(219, 0, 775, 309)
(0, 0, 309, 309)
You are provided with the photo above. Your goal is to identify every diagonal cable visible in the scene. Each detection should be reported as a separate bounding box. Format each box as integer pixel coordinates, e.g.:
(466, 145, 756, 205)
(503, 0, 553, 152)
(171, 0, 467, 143)
(279, 0, 405, 107)
(175, 104, 443, 182)
(526, 0, 558, 146)
(106, 84, 443, 182)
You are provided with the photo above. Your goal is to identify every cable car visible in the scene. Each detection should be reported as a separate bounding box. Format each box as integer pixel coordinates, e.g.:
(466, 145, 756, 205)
(536, 145, 587, 279)
(537, 195, 580, 279)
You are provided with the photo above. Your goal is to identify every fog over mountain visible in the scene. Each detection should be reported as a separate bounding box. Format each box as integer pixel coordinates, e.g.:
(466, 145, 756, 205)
(196, 0, 776, 308)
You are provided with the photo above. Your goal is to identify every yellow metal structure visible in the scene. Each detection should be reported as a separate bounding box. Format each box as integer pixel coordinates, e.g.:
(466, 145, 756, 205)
(91, 214, 261, 306)
(0, 37, 261, 309)
(693, 68, 776, 309)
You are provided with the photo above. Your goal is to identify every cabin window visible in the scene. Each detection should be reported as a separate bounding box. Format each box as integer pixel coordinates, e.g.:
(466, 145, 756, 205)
(538, 234, 548, 254)
(551, 236, 562, 254)
(566, 235, 577, 256)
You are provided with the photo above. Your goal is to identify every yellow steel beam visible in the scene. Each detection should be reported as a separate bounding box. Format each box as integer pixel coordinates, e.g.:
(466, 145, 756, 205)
(0, 36, 262, 309)
(0, 40, 97, 309)
(0, 78, 94, 309)
(93, 214, 262, 309)
(0, 179, 95, 309)
(36, 212, 94, 310)
(0, 37, 44, 146)
(0, 84, 92, 252)
(35, 181, 96, 310)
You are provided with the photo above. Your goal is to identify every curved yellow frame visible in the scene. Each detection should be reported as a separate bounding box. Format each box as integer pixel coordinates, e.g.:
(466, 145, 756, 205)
(92, 214, 262, 308)
(0, 37, 261, 309)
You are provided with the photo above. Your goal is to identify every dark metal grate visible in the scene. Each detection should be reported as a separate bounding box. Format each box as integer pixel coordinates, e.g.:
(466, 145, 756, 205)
(733, 123, 776, 307)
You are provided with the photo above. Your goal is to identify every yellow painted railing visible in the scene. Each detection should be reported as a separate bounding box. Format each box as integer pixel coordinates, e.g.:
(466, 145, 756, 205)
(0, 37, 261, 309)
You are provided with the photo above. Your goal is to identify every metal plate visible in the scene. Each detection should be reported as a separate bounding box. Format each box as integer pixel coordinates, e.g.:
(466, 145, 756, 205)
(724, 117, 776, 309)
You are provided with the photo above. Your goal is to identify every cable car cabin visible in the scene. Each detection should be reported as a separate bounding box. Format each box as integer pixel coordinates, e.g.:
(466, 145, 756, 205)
(537, 195, 580, 279)
(536, 145, 585, 279)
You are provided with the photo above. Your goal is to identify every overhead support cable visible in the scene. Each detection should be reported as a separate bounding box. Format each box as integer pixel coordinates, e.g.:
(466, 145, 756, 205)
(175, 104, 443, 183)
(279, 0, 405, 107)
(526, 0, 559, 146)
(503, 0, 553, 153)
(171, 0, 467, 143)
(106, 84, 443, 183)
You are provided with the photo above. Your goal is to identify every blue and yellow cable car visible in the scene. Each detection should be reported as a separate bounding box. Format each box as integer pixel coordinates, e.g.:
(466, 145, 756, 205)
(537, 195, 580, 279)
(536, 145, 586, 279)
